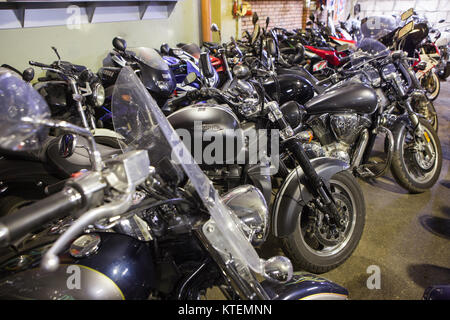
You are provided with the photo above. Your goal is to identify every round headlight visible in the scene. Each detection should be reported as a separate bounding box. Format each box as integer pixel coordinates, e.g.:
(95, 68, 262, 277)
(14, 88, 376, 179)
(92, 83, 105, 107)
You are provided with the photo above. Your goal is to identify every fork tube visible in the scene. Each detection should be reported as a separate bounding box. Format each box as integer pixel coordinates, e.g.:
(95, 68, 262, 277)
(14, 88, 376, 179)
(69, 79, 90, 130)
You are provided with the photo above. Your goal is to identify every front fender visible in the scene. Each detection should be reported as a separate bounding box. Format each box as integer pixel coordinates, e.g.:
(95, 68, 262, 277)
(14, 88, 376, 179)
(272, 157, 348, 238)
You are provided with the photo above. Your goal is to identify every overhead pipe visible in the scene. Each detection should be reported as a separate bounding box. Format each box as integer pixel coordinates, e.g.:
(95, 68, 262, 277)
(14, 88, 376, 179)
(201, 0, 212, 43)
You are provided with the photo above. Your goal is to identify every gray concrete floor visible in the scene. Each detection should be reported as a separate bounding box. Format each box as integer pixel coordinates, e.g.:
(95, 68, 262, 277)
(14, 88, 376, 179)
(263, 81, 450, 300)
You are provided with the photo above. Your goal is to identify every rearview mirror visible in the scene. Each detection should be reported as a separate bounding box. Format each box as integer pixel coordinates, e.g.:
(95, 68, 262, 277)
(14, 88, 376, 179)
(160, 43, 170, 55)
(211, 23, 219, 32)
(0, 70, 50, 151)
(252, 12, 259, 25)
(199, 52, 215, 79)
(398, 21, 414, 39)
(22, 67, 34, 82)
(182, 72, 198, 86)
(112, 37, 127, 52)
(438, 19, 445, 23)
(58, 134, 77, 158)
(401, 8, 414, 21)
(309, 13, 315, 22)
(267, 38, 277, 56)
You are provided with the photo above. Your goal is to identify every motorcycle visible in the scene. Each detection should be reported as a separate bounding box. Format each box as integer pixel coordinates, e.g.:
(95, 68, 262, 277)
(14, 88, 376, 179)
(304, 31, 442, 194)
(0, 52, 125, 216)
(0, 67, 349, 300)
(98, 37, 177, 123)
(164, 43, 366, 273)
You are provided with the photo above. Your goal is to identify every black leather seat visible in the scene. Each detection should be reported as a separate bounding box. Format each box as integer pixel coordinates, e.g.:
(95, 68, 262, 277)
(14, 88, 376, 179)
(46, 136, 121, 176)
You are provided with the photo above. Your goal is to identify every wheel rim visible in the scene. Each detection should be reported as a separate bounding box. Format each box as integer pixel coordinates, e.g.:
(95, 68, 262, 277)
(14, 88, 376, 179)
(401, 126, 439, 184)
(299, 179, 357, 257)
(423, 74, 439, 99)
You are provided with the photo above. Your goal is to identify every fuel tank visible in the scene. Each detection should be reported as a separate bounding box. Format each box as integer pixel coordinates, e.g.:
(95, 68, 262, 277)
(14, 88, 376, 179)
(263, 72, 315, 105)
(167, 104, 244, 167)
(0, 233, 156, 300)
(305, 82, 378, 115)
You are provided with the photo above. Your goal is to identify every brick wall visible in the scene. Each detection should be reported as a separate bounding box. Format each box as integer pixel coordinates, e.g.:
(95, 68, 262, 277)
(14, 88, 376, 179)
(241, 0, 304, 32)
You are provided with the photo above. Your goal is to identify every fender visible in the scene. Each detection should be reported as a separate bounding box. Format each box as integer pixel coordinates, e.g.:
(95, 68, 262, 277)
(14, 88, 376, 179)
(261, 273, 348, 300)
(272, 157, 348, 238)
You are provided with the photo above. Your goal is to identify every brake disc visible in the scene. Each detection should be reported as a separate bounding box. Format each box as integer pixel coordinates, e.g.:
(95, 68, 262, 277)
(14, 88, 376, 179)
(314, 193, 352, 247)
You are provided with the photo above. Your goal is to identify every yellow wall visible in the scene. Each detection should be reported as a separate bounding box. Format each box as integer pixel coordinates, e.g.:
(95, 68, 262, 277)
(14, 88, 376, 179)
(0, 0, 201, 73)
(211, 0, 239, 43)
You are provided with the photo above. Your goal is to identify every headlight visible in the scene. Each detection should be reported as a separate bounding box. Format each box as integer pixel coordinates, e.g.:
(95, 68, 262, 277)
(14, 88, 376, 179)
(92, 83, 105, 107)
(221, 185, 269, 247)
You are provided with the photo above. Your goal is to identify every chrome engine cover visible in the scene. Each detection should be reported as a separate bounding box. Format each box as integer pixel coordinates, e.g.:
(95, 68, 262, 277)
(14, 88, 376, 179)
(329, 114, 371, 145)
(308, 113, 372, 165)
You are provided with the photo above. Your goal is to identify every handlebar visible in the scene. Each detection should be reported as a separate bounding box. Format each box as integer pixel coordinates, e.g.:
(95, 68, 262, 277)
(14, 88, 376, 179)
(29, 60, 53, 69)
(0, 187, 83, 247)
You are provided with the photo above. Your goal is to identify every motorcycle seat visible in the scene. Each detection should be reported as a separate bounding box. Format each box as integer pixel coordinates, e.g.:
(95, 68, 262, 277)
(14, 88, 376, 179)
(46, 135, 122, 176)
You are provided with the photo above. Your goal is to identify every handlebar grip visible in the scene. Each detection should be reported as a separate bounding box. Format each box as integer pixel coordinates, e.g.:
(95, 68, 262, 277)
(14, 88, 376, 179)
(168, 94, 190, 109)
(29, 60, 51, 68)
(0, 187, 83, 247)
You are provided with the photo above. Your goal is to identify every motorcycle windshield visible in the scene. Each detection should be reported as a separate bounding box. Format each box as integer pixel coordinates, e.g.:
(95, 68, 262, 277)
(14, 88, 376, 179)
(129, 47, 169, 71)
(0, 69, 50, 151)
(360, 15, 398, 39)
(181, 43, 201, 59)
(357, 38, 389, 54)
(111, 66, 264, 275)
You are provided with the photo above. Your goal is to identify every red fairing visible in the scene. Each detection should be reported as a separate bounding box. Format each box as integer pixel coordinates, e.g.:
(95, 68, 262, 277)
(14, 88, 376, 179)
(210, 55, 224, 72)
(305, 45, 342, 66)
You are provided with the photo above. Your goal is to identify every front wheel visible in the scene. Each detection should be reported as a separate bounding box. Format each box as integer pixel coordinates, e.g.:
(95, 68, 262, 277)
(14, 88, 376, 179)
(391, 118, 442, 193)
(281, 171, 365, 273)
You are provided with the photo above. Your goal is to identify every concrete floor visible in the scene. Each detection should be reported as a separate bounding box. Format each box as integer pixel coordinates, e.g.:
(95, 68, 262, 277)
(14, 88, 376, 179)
(262, 81, 450, 300)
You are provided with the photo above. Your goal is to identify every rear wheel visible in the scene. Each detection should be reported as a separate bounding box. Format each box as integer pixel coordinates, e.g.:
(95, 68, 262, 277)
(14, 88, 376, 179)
(281, 171, 365, 273)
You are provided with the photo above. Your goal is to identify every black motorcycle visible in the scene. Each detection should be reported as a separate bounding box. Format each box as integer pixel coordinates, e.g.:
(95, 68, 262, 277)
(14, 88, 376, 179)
(0, 49, 124, 216)
(295, 33, 442, 194)
(98, 36, 177, 127)
(164, 52, 366, 274)
(0, 67, 349, 300)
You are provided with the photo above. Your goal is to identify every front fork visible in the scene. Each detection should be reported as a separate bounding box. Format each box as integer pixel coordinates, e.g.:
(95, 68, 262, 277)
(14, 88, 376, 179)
(266, 101, 344, 229)
(392, 63, 434, 158)
(403, 97, 434, 158)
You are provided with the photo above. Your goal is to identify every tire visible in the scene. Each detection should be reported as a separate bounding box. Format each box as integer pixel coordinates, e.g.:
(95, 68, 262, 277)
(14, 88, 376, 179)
(391, 118, 442, 193)
(0, 192, 40, 217)
(422, 72, 440, 101)
(280, 171, 365, 273)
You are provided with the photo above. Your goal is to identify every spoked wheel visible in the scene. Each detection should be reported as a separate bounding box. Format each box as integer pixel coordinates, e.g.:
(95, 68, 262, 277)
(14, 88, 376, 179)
(281, 171, 365, 273)
(391, 119, 442, 193)
(422, 71, 440, 101)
